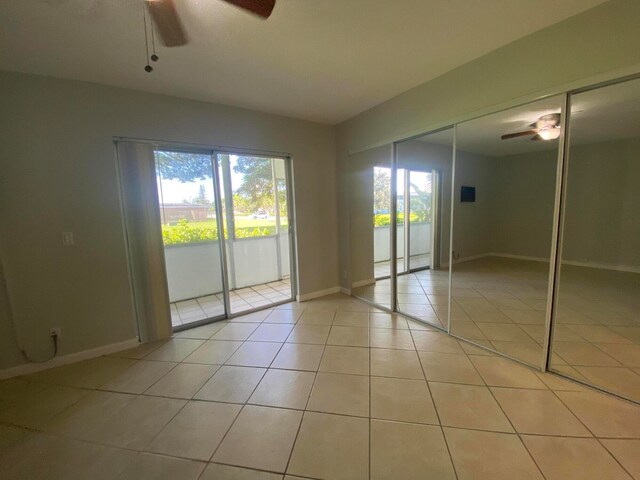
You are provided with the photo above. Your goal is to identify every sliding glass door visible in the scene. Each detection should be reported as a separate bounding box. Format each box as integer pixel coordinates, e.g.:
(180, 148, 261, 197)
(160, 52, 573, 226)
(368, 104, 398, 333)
(217, 153, 294, 314)
(150, 147, 295, 331)
(155, 149, 227, 329)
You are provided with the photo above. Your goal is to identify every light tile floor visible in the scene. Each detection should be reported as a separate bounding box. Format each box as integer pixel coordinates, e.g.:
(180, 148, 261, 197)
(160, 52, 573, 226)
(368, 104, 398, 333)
(354, 257, 640, 403)
(373, 254, 430, 278)
(171, 278, 292, 327)
(1, 293, 639, 479)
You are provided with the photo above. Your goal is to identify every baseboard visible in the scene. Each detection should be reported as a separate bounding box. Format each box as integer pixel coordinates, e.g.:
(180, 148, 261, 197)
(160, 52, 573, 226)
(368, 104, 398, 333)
(561, 259, 640, 274)
(461, 252, 640, 274)
(397, 252, 640, 275)
(340, 287, 351, 295)
(351, 277, 376, 288)
(442, 253, 490, 267)
(489, 253, 548, 263)
(297, 286, 342, 302)
(0, 337, 140, 380)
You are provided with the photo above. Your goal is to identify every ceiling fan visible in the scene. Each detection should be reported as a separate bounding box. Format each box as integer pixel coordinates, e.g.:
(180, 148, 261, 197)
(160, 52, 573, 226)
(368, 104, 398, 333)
(500, 113, 562, 141)
(146, 0, 276, 47)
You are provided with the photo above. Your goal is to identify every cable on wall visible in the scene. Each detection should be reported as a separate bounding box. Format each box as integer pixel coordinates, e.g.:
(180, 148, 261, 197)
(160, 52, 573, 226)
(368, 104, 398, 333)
(1, 252, 59, 363)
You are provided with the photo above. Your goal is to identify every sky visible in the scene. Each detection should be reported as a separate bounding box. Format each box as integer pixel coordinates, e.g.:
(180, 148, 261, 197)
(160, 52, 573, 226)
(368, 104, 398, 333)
(156, 155, 245, 204)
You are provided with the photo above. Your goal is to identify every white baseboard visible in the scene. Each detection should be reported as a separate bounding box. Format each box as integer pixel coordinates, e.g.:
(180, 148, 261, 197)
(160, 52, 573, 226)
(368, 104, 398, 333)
(340, 287, 351, 295)
(0, 337, 140, 380)
(351, 278, 376, 288)
(297, 286, 342, 302)
(561, 259, 640, 274)
(489, 253, 548, 263)
(442, 253, 490, 267)
(447, 252, 640, 274)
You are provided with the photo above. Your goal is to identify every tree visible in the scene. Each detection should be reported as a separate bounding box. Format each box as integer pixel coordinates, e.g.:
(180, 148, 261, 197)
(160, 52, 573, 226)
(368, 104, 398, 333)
(155, 151, 211, 182)
(232, 156, 274, 213)
(193, 184, 208, 205)
(155, 151, 278, 214)
(409, 184, 431, 222)
(373, 168, 391, 214)
(408, 176, 432, 222)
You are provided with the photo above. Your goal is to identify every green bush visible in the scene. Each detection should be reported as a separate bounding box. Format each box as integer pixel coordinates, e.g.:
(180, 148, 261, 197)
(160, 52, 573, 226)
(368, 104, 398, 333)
(162, 219, 278, 245)
(373, 212, 420, 227)
(162, 218, 218, 245)
(235, 227, 275, 238)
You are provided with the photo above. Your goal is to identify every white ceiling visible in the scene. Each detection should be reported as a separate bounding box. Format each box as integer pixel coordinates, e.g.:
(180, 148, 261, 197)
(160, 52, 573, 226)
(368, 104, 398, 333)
(0, 0, 608, 124)
(414, 77, 640, 157)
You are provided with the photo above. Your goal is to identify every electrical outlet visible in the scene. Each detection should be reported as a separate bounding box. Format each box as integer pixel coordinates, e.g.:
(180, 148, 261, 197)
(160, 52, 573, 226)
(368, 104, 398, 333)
(62, 232, 74, 246)
(49, 327, 61, 338)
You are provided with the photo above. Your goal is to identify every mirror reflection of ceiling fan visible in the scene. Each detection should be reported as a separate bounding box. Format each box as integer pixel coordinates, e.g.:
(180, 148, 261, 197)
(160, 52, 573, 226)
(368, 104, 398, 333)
(501, 113, 561, 141)
(146, 0, 276, 47)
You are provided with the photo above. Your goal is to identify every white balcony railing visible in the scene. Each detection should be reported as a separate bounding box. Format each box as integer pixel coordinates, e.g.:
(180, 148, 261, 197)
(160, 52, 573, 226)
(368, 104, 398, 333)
(164, 233, 290, 303)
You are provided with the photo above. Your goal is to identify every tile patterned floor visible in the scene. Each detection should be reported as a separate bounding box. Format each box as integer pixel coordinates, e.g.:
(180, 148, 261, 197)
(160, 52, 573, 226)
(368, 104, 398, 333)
(171, 279, 292, 327)
(1, 293, 639, 479)
(373, 254, 430, 278)
(354, 257, 640, 403)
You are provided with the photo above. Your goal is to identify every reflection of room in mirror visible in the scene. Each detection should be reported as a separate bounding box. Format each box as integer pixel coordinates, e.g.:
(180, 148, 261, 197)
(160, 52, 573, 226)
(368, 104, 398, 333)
(549, 77, 640, 402)
(450, 95, 562, 367)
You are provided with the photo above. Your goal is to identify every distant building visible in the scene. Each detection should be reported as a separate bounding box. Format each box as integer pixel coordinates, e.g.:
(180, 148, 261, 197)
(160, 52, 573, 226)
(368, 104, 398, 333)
(160, 204, 211, 224)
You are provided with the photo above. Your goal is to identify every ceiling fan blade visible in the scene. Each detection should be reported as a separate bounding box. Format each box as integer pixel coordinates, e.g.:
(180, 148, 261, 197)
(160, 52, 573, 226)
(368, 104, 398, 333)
(146, 0, 188, 47)
(221, 0, 276, 18)
(500, 129, 539, 140)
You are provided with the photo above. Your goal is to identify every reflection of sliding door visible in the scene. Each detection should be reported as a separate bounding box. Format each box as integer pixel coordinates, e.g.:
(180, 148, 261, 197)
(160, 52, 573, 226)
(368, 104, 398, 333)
(373, 166, 436, 279)
(373, 166, 392, 279)
(405, 169, 436, 272)
(154, 149, 227, 330)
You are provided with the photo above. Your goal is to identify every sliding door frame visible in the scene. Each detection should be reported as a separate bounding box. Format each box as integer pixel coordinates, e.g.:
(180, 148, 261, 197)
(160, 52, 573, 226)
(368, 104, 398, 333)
(115, 137, 299, 333)
(212, 148, 298, 318)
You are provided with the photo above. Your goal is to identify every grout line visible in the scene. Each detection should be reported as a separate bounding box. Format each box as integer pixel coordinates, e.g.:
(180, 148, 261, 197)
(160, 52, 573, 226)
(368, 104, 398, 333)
(282, 309, 334, 476)
(368, 308, 372, 480)
(6, 292, 640, 479)
(411, 325, 459, 480)
(548, 387, 638, 479)
(465, 351, 549, 479)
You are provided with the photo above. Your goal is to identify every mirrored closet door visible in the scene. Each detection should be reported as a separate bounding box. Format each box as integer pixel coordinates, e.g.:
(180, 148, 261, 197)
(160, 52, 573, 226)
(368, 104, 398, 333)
(393, 128, 453, 328)
(349, 144, 394, 310)
(346, 74, 640, 404)
(449, 96, 563, 367)
(548, 77, 640, 402)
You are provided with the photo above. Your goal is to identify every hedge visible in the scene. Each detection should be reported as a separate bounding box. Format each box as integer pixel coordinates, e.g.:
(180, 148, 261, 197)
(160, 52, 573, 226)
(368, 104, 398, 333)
(162, 219, 276, 245)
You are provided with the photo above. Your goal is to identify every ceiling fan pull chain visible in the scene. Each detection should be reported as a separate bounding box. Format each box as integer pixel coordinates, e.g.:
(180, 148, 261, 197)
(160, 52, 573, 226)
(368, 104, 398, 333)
(142, 1, 153, 72)
(150, 11, 159, 63)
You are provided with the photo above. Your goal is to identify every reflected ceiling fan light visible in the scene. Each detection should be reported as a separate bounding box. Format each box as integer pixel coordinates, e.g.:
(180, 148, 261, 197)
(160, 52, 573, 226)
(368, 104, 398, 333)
(538, 127, 561, 141)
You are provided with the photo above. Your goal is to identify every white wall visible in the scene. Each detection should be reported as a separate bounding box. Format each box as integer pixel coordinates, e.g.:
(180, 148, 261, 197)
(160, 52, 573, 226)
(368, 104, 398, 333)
(489, 150, 557, 260)
(450, 151, 494, 261)
(0, 71, 337, 369)
(487, 139, 640, 269)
